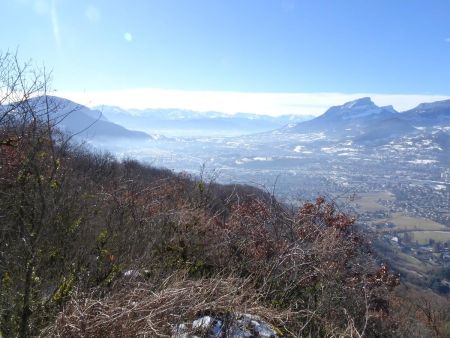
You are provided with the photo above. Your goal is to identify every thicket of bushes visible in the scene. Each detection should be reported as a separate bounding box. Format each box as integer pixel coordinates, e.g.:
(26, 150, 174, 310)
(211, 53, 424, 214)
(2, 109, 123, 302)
(1, 53, 449, 337)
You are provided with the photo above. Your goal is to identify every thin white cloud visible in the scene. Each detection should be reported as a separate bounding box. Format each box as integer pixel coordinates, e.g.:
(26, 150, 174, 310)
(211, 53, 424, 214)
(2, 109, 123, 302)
(446, 38, 450, 43)
(34, 0, 49, 15)
(124, 32, 133, 42)
(85, 5, 100, 23)
(51, 0, 61, 48)
(57, 88, 450, 116)
(16, 0, 61, 49)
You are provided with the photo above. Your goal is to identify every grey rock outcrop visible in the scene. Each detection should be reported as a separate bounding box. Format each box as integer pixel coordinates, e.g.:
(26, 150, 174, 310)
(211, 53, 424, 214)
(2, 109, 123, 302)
(173, 313, 279, 338)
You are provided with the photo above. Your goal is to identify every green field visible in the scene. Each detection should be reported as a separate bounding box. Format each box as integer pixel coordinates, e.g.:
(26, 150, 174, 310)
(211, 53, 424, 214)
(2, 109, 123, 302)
(353, 191, 395, 212)
(377, 243, 431, 278)
(387, 213, 448, 231)
(396, 249, 430, 273)
(410, 231, 450, 244)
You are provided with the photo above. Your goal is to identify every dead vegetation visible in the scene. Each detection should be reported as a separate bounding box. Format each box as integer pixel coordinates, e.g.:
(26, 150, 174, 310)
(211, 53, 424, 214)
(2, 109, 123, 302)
(43, 276, 289, 338)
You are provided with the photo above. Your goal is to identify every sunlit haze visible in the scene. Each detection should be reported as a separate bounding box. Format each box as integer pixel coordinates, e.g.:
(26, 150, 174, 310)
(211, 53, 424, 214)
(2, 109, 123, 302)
(2, 0, 450, 114)
(60, 89, 450, 116)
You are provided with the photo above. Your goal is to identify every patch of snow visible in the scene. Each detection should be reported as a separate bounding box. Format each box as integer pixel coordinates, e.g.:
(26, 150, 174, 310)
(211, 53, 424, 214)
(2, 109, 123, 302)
(341, 108, 382, 119)
(408, 159, 438, 165)
(123, 270, 141, 278)
(192, 316, 214, 329)
(173, 313, 279, 338)
(235, 157, 250, 165)
(321, 147, 336, 153)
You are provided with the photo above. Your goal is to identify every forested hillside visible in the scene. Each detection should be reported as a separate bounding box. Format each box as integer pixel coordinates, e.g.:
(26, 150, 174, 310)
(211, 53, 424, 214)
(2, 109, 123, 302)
(1, 54, 449, 338)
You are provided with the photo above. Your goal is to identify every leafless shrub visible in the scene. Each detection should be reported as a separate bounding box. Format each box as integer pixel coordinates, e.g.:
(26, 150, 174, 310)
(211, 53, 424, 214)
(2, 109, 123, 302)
(42, 275, 290, 338)
(391, 286, 450, 338)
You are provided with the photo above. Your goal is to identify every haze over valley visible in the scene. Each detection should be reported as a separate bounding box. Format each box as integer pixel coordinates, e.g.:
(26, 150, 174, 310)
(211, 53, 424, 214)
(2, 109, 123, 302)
(40, 94, 449, 285)
(3, 1, 450, 336)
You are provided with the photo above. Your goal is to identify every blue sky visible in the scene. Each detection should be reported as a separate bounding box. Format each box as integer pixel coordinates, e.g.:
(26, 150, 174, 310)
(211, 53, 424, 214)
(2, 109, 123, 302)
(2, 0, 450, 115)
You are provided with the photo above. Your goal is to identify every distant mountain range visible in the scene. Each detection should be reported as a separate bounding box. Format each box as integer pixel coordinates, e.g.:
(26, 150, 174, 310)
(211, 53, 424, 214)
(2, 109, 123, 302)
(4, 95, 449, 144)
(281, 97, 450, 144)
(94, 106, 315, 137)
(2, 96, 153, 141)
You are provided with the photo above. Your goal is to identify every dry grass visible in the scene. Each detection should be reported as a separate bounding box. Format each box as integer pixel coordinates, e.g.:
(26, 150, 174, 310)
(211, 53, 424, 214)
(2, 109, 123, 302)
(42, 275, 290, 338)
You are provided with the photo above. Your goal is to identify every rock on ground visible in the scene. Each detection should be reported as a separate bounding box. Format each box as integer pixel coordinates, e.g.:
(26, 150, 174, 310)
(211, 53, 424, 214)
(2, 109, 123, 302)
(173, 313, 280, 338)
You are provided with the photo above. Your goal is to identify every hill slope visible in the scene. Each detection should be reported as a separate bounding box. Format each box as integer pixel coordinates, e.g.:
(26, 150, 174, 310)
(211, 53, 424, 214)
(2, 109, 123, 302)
(4, 96, 154, 140)
(400, 99, 450, 126)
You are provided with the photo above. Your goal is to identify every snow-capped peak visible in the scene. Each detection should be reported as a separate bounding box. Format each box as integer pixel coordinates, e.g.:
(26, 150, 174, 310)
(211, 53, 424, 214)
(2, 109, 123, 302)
(342, 97, 375, 109)
(321, 97, 397, 120)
